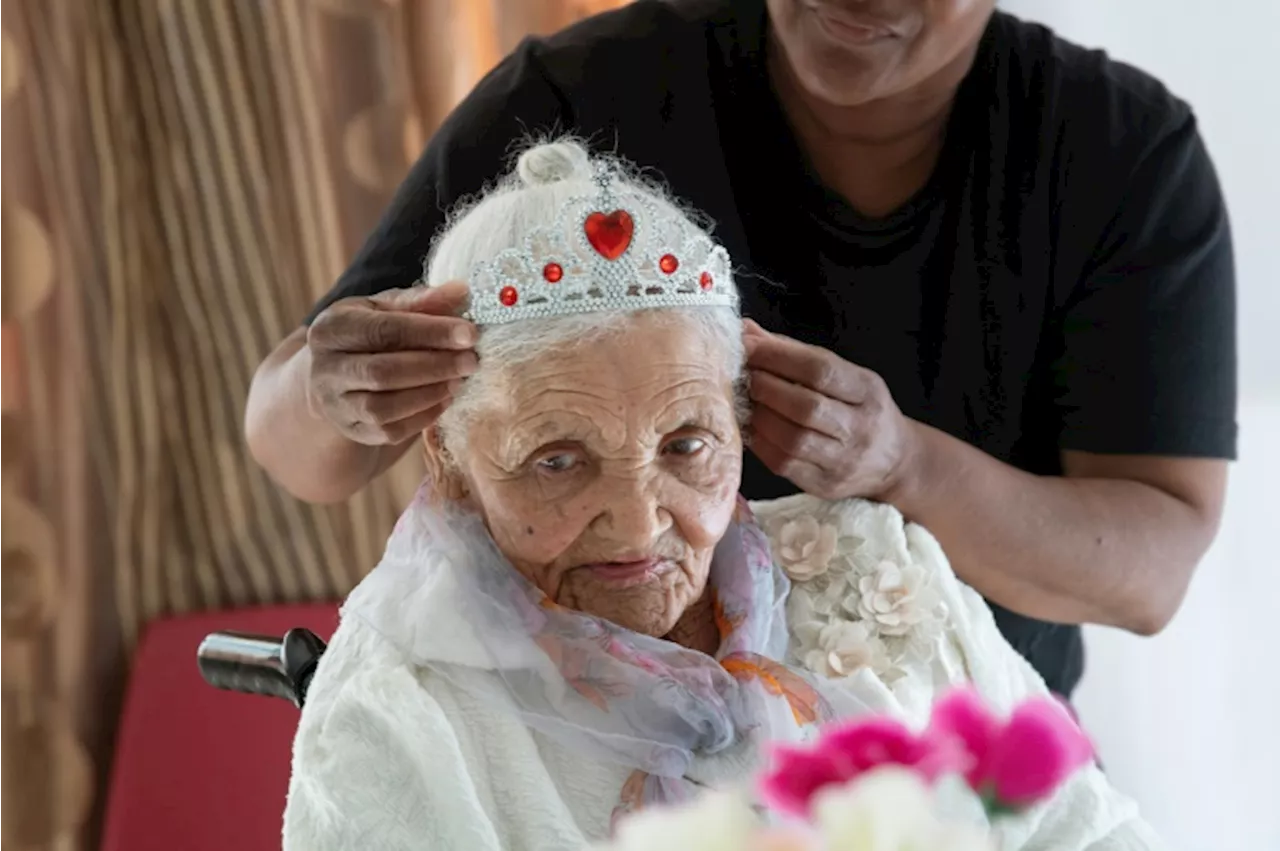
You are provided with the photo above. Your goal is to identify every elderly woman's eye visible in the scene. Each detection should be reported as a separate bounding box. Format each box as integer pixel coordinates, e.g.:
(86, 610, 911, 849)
(535, 452, 580, 473)
(663, 436, 707, 457)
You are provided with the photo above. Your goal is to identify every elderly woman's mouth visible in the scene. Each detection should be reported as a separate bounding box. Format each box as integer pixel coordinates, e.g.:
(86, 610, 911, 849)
(582, 558, 674, 585)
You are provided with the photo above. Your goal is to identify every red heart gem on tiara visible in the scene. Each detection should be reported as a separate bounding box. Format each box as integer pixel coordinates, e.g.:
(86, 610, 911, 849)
(584, 210, 634, 260)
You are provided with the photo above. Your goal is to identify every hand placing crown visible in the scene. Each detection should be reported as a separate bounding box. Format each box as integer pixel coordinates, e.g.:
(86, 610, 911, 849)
(462, 167, 737, 327)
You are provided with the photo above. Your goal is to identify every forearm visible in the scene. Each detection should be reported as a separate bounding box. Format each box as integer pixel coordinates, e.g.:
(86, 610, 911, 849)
(245, 330, 409, 504)
(890, 421, 1221, 634)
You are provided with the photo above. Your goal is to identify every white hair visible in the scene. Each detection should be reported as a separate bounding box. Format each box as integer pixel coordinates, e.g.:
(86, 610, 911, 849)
(423, 138, 746, 460)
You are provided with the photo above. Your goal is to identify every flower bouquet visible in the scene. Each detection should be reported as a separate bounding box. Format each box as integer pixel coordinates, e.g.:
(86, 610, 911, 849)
(599, 687, 1094, 851)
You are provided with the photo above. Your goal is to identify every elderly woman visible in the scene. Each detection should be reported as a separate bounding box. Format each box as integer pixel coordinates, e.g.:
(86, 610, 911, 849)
(282, 141, 1162, 851)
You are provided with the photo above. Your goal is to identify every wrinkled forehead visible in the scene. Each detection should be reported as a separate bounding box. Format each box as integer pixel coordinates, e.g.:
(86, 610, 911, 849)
(474, 312, 740, 444)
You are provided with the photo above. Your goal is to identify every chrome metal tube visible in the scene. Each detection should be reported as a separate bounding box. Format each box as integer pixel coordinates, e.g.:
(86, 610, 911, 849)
(196, 631, 295, 702)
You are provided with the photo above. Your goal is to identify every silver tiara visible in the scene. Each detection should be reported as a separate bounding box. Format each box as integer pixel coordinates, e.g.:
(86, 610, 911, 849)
(462, 167, 737, 326)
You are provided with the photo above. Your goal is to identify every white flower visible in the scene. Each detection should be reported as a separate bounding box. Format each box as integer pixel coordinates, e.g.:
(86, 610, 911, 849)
(804, 620, 890, 678)
(598, 791, 761, 851)
(810, 574, 849, 617)
(853, 560, 943, 637)
(776, 516, 839, 581)
(788, 592, 824, 648)
(812, 767, 996, 851)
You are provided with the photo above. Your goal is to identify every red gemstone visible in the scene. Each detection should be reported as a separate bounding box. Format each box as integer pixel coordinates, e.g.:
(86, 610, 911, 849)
(543, 262, 563, 283)
(583, 210, 634, 260)
(499, 286, 518, 307)
(699, 271, 713, 291)
(659, 253, 679, 274)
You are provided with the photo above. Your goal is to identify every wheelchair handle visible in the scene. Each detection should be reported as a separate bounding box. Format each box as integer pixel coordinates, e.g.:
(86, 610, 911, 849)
(196, 628, 327, 709)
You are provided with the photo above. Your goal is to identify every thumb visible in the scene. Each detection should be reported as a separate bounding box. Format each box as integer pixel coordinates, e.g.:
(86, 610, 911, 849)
(371, 281, 470, 315)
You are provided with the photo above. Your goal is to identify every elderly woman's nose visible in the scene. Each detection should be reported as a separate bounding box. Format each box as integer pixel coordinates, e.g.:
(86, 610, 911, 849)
(591, 474, 673, 544)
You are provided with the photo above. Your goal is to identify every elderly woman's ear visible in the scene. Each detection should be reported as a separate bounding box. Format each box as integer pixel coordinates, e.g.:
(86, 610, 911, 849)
(421, 426, 469, 503)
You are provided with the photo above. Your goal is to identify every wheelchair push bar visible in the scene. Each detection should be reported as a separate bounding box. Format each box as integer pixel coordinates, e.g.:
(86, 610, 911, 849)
(196, 628, 327, 709)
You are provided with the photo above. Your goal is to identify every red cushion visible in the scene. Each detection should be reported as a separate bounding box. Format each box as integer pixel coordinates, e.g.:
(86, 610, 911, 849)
(100, 604, 340, 851)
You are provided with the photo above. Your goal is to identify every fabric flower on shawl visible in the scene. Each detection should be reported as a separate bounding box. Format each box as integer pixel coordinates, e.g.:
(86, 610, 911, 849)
(776, 516, 839, 581)
(852, 559, 944, 637)
(802, 621, 891, 679)
(598, 790, 762, 851)
(770, 501, 951, 683)
(811, 767, 996, 851)
(789, 569, 898, 680)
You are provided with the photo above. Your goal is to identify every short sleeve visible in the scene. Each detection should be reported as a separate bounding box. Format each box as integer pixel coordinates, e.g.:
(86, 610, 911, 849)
(1052, 113, 1237, 458)
(302, 42, 570, 324)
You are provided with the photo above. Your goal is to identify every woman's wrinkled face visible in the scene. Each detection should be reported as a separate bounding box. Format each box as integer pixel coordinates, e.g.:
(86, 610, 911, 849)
(455, 312, 743, 638)
(767, 0, 995, 107)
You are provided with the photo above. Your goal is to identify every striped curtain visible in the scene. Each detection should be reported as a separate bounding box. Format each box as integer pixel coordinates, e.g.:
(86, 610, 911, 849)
(0, 1, 627, 847)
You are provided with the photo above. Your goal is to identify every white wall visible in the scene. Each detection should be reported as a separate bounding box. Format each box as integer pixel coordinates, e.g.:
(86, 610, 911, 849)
(1000, 2, 1280, 848)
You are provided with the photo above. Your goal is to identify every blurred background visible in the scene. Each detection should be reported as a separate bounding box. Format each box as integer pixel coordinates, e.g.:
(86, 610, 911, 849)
(1, 1, 1275, 849)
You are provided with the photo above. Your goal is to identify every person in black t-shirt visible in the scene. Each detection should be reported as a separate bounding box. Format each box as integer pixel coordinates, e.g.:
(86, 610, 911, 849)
(244, 0, 1236, 698)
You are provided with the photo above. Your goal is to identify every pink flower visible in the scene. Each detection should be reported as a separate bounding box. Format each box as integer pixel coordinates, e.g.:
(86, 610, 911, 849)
(986, 699, 1095, 806)
(928, 687, 1095, 810)
(759, 743, 851, 818)
(758, 717, 962, 817)
(821, 718, 959, 783)
(926, 689, 1000, 788)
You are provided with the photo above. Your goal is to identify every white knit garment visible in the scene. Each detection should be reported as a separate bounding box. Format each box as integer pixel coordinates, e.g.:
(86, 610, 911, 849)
(283, 495, 1166, 851)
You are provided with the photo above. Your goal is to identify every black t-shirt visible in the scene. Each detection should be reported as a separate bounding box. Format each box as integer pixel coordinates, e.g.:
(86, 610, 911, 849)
(306, 0, 1237, 697)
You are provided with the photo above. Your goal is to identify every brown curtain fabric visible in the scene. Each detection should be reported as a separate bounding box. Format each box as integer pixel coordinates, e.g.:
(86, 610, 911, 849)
(0, 1, 626, 847)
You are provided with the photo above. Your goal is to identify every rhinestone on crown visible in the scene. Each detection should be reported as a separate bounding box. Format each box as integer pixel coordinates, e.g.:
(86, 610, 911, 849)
(461, 165, 737, 326)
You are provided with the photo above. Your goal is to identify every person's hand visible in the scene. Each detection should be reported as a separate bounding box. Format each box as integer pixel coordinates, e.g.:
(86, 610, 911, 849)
(306, 282, 478, 446)
(743, 320, 920, 503)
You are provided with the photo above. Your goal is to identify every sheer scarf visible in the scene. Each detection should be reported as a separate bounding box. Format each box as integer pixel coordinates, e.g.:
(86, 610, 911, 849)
(344, 491, 870, 823)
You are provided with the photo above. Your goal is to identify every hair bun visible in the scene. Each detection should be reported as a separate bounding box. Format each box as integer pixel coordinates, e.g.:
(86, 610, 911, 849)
(516, 140, 593, 187)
